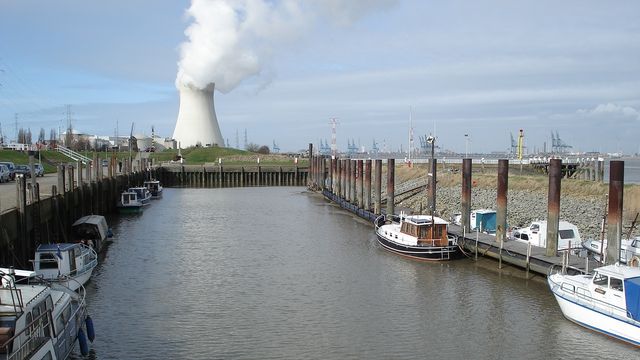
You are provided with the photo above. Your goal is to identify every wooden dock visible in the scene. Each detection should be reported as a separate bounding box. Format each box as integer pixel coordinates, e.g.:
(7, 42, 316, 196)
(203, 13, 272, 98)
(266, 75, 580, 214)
(321, 189, 599, 277)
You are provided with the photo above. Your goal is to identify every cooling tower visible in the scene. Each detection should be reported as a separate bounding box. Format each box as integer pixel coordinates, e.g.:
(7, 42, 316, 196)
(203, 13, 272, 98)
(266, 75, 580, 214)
(173, 83, 224, 148)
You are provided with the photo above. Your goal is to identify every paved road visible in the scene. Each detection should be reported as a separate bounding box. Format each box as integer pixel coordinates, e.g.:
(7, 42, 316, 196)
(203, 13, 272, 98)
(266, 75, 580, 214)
(0, 174, 61, 212)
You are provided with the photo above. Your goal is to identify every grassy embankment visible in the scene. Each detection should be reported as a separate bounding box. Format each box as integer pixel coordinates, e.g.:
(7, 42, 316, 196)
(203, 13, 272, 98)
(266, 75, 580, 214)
(0, 147, 309, 174)
(395, 162, 640, 222)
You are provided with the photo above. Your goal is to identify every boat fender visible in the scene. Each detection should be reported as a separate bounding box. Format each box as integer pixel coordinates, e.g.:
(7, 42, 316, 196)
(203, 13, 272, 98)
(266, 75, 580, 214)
(630, 256, 640, 268)
(78, 328, 89, 356)
(85, 315, 96, 342)
(107, 228, 114, 238)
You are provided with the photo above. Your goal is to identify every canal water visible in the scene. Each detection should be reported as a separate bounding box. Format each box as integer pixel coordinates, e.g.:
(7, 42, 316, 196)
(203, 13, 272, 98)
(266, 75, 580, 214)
(79, 187, 636, 359)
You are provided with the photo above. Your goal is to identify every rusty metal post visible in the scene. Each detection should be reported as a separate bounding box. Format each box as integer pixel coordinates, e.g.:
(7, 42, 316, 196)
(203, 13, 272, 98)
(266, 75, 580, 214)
(336, 159, 341, 196)
(342, 159, 347, 199)
(386, 159, 395, 216)
(308, 143, 313, 187)
(496, 159, 509, 243)
(546, 159, 562, 257)
(357, 160, 364, 207)
(595, 159, 601, 182)
(351, 160, 357, 204)
(374, 159, 382, 214)
(461, 159, 472, 233)
(606, 160, 624, 265)
(429, 159, 437, 216)
(364, 160, 372, 211)
(344, 159, 351, 202)
(321, 156, 327, 190)
(67, 165, 74, 191)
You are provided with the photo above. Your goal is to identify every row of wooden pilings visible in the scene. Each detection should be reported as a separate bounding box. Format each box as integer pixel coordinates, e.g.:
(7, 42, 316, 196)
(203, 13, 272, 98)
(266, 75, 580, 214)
(307, 153, 398, 219)
(310, 148, 628, 265)
(158, 165, 308, 188)
(1, 153, 155, 268)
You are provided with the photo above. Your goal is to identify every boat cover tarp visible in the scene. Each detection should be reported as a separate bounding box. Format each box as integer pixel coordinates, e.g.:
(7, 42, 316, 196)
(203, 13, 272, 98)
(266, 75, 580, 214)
(624, 276, 640, 321)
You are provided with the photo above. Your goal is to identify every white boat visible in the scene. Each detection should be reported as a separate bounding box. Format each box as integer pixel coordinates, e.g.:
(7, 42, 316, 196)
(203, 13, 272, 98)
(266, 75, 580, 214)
(0, 268, 94, 359)
(511, 220, 582, 250)
(117, 190, 146, 214)
(71, 215, 112, 254)
(374, 213, 460, 261)
(32, 243, 98, 292)
(143, 180, 163, 199)
(128, 187, 152, 204)
(582, 237, 640, 266)
(548, 263, 640, 346)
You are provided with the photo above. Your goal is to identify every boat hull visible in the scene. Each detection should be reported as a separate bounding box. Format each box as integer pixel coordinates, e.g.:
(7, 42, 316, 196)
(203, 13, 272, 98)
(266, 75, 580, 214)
(118, 205, 143, 214)
(376, 233, 460, 261)
(548, 278, 640, 346)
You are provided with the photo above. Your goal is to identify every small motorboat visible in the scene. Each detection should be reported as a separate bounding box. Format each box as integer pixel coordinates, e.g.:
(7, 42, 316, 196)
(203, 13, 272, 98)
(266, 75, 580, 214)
(548, 263, 640, 346)
(71, 215, 113, 253)
(117, 190, 146, 214)
(128, 187, 152, 205)
(32, 243, 98, 292)
(143, 179, 163, 199)
(375, 212, 460, 261)
(582, 237, 640, 266)
(0, 267, 94, 359)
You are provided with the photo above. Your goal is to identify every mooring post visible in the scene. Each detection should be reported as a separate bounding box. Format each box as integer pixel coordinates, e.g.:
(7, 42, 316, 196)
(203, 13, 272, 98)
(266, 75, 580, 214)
(496, 159, 509, 243)
(357, 160, 363, 207)
(335, 158, 340, 196)
(322, 156, 327, 190)
(605, 160, 624, 265)
(351, 160, 357, 205)
(386, 159, 395, 216)
(462, 159, 472, 233)
(595, 159, 601, 182)
(67, 165, 75, 191)
(374, 159, 382, 215)
(57, 165, 66, 197)
(365, 159, 372, 211)
(93, 153, 99, 180)
(345, 159, 351, 202)
(16, 175, 27, 262)
(308, 143, 313, 187)
(546, 159, 562, 257)
(86, 160, 92, 182)
(342, 159, 347, 199)
(77, 161, 83, 185)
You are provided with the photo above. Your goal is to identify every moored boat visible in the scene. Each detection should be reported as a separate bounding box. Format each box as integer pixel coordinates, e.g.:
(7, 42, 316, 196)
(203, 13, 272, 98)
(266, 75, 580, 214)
(128, 187, 152, 204)
(548, 263, 640, 346)
(117, 190, 146, 214)
(32, 243, 98, 292)
(0, 267, 94, 359)
(71, 215, 112, 253)
(143, 180, 163, 199)
(582, 237, 640, 266)
(374, 213, 460, 261)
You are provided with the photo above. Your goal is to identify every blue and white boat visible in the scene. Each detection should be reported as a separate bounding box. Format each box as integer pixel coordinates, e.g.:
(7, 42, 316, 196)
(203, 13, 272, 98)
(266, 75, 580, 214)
(0, 267, 95, 359)
(143, 180, 163, 199)
(128, 187, 152, 204)
(548, 263, 640, 346)
(33, 243, 98, 292)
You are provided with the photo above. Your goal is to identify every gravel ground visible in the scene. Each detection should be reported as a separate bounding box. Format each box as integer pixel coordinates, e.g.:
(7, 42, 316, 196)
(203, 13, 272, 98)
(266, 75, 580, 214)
(398, 186, 610, 240)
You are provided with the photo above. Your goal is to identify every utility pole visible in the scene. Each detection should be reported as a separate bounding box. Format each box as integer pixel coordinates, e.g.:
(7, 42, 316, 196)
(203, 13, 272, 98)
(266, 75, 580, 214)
(329, 118, 338, 158)
(244, 128, 248, 149)
(14, 113, 18, 143)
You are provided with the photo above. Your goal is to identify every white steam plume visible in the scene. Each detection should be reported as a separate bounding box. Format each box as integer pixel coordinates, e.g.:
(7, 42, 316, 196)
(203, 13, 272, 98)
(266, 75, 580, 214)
(176, 0, 397, 93)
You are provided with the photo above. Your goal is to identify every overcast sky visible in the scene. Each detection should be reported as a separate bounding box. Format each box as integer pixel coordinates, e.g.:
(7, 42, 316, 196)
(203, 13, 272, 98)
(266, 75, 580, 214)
(1, 0, 639, 154)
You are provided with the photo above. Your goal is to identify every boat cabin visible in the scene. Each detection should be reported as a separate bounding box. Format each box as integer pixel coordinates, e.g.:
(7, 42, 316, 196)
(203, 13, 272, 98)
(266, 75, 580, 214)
(33, 243, 96, 282)
(143, 180, 162, 197)
(400, 216, 449, 247)
(71, 215, 111, 252)
(121, 191, 139, 205)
